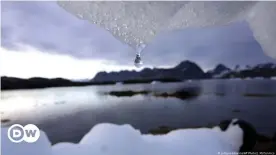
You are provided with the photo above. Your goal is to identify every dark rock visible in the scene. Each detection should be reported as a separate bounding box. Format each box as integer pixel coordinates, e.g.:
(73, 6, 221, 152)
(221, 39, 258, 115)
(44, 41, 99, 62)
(148, 126, 175, 135)
(154, 87, 201, 100)
(104, 87, 201, 100)
(105, 90, 150, 97)
(273, 133, 276, 142)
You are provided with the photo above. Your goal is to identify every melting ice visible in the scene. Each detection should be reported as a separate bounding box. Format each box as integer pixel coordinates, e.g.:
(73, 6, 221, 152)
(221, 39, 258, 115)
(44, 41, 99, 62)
(58, 1, 276, 59)
(1, 122, 244, 155)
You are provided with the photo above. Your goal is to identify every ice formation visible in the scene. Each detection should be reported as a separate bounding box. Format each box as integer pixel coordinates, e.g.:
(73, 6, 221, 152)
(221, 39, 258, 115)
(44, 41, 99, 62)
(1, 120, 245, 155)
(57, 1, 276, 59)
(1, 127, 52, 155)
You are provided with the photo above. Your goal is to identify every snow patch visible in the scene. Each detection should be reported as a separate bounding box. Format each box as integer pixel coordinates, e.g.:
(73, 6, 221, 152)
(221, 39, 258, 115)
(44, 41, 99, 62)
(213, 70, 231, 78)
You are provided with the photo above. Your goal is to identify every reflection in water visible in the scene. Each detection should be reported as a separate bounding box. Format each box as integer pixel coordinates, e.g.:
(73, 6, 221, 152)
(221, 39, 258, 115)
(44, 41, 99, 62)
(0, 97, 37, 113)
(1, 79, 276, 144)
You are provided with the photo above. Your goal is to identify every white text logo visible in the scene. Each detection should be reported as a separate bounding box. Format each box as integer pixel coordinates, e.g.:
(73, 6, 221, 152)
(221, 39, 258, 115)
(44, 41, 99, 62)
(7, 124, 40, 143)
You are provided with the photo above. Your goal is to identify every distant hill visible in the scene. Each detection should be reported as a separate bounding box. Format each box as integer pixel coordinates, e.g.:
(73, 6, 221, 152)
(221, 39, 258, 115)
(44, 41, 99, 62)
(1, 61, 276, 90)
(0, 77, 114, 90)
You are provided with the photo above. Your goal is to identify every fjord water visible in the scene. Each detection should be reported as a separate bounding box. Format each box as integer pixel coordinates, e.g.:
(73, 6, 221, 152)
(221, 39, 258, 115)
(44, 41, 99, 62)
(1, 79, 276, 144)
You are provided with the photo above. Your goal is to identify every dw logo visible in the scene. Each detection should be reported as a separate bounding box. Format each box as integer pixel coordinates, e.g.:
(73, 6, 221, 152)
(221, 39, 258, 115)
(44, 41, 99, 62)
(7, 124, 40, 143)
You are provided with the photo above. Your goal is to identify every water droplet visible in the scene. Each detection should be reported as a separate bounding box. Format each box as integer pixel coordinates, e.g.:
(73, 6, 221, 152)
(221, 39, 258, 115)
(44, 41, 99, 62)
(134, 44, 146, 68)
(134, 54, 143, 68)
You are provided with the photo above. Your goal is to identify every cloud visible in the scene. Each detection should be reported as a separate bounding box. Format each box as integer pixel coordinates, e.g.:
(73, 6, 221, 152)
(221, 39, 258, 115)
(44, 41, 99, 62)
(0, 44, 137, 79)
(1, 1, 134, 63)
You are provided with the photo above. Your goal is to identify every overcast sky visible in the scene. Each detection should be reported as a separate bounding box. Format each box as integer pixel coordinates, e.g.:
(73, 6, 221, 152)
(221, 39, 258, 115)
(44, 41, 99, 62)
(1, 1, 275, 79)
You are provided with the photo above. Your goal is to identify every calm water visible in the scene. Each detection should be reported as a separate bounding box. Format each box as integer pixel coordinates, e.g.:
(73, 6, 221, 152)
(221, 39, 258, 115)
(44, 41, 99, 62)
(1, 79, 276, 144)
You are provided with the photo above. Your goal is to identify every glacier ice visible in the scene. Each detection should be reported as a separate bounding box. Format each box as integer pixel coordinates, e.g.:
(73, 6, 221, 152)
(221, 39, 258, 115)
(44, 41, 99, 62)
(57, 1, 276, 59)
(1, 122, 244, 155)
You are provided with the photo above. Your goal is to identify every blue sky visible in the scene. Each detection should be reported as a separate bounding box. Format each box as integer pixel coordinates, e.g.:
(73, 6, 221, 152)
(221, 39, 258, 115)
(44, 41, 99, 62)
(1, 1, 275, 79)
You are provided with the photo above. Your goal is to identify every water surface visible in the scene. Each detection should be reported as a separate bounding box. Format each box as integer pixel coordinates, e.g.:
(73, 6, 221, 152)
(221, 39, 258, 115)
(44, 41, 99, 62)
(1, 79, 276, 144)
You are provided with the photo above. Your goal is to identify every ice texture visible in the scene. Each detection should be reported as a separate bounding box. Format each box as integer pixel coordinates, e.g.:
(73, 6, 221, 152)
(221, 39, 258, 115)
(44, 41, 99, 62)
(57, 1, 276, 59)
(1, 121, 243, 155)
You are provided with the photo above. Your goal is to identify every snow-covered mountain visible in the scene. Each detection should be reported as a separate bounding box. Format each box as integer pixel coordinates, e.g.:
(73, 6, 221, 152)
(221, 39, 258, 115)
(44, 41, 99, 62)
(206, 64, 231, 78)
(219, 63, 276, 79)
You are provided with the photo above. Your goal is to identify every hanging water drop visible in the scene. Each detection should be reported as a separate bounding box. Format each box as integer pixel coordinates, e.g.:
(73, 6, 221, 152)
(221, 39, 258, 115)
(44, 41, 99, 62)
(134, 52, 143, 68)
(134, 44, 145, 68)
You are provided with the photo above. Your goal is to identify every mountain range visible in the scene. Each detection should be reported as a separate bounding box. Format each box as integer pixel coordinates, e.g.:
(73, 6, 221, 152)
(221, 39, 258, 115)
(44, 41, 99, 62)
(93, 61, 206, 82)
(93, 61, 276, 82)
(1, 61, 276, 90)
